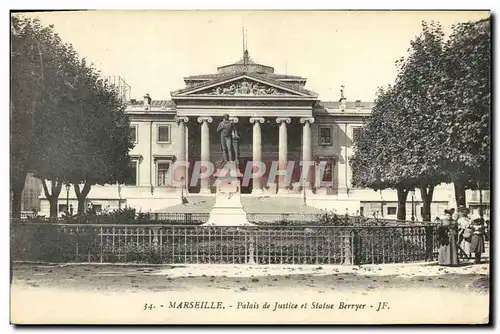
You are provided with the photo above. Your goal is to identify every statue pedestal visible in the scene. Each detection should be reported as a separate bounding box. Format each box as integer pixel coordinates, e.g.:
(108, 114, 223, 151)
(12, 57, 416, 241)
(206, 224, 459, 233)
(203, 162, 253, 226)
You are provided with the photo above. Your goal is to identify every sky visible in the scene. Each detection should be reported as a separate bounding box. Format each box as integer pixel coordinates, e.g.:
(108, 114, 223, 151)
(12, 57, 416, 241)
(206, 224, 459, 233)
(21, 10, 489, 102)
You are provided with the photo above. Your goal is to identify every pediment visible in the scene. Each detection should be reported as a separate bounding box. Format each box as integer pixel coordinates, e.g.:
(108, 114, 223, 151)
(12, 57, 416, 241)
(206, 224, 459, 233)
(174, 75, 314, 98)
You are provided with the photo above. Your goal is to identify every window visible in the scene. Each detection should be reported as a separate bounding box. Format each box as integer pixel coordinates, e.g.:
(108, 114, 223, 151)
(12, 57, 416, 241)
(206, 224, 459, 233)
(93, 204, 102, 213)
(387, 207, 397, 216)
(352, 127, 362, 142)
(124, 161, 138, 186)
(157, 161, 171, 186)
(360, 207, 364, 216)
(58, 204, 68, 213)
(130, 125, 138, 143)
(319, 126, 333, 146)
(157, 125, 171, 143)
(322, 160, 333, 182)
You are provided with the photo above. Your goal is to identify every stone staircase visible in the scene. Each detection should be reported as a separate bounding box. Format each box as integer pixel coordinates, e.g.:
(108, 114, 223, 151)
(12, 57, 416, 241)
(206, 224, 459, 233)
(156, 195, 325, 214)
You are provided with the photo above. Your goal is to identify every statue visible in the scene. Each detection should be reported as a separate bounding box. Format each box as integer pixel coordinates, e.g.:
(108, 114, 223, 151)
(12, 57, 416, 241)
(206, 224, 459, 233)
(239, 81, 250, 94)
(216, 113, 237, 164)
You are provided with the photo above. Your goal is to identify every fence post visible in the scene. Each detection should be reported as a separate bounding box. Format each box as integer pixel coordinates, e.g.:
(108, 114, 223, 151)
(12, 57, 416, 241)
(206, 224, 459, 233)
(100, 226, 103, 263)
(151, 227, 161, 264)
(352, 229, 360, 265)
(247, 229, 256, 265)
(425, 225, 434, 261)
(343, 228, 352, 265)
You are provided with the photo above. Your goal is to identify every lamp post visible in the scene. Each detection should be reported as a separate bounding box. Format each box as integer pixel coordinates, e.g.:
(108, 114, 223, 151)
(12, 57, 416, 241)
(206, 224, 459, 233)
(65, 183, 71, 214)
(380, 190, 384, 218)
(410, 189, 415, 222)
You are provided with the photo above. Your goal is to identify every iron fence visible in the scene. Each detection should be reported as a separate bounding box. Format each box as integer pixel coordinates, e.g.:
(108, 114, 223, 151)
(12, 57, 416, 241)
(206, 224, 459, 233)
(11, 222, 439, 265)
(11, 213, 430, 226)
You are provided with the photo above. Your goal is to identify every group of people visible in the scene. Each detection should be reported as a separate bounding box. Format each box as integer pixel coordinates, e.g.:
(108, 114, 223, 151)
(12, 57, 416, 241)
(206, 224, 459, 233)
(436, 207, 488, 266)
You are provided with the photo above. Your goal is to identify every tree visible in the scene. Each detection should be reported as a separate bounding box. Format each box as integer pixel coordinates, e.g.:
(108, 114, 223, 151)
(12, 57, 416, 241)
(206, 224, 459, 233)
(67, 76, 133, 215)
(390, 21, 449, 221)
(351, 86, 415, 220)
(11, 16, 57, 217)
(437, 18, 491, 207)
(11, 16, 81, 217)
(351, 22, 449, 221)
(12, 15, 134, 217)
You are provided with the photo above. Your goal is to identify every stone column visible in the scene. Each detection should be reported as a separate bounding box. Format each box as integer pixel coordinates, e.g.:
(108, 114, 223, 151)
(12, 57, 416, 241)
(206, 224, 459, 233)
(250, 117, 265, 195)
(175, 116, 189, 190)
(229, 116, 239, 163)
(338, 123, 349, 197)
(197, 116, 213, 194)
(276, 117, 291, 193)
(300, 117, 315, 191)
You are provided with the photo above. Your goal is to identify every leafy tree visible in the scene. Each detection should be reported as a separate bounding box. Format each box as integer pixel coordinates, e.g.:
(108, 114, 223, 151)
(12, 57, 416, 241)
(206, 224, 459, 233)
(11, 15, 134, 217)
(390, 21, 449, 221)
(67, 76, 134, 215)
(352, 22, 449, 221)
(351, 86, 416, 220)
(11, 15, 77, 217)
(436, 18, 491, 207)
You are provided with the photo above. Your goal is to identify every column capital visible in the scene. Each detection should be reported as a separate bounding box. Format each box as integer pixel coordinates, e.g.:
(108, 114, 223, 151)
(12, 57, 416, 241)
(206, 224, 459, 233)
(229, 116, 239, 123)
(249, 117, 265, 124)
(276, 117, 291, 124)
(300, 117, 315, 124)
(175, 116, 189, 124)
(197, 116, 213, 123)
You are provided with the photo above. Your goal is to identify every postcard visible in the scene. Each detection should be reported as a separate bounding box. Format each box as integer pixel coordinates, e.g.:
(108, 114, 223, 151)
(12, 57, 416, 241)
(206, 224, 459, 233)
(10, 10, 491, 325)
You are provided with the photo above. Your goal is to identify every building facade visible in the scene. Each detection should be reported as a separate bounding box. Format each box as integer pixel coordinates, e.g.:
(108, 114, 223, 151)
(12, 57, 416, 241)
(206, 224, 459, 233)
(38, 51, 490, 219)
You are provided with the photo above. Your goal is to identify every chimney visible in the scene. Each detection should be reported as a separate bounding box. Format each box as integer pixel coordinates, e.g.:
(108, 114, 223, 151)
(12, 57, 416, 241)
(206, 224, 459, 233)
(339, 85, 347, 112)
(144, 93, 152, 110)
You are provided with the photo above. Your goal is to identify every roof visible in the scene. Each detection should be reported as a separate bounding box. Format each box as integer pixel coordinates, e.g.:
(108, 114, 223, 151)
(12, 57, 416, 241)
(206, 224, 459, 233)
(232, 55, 257, 65)
(125, 99, 374, 111)
(173, 71, 317, 97)
(128, 99, 175, 108)
(320, 101, 375, 109)
(184, 73, 305, 81)
(216, 51, 274, 72)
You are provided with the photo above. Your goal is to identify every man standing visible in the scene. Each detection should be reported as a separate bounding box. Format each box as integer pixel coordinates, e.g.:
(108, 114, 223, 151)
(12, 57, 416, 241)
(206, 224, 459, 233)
(217, 113, 236, 163)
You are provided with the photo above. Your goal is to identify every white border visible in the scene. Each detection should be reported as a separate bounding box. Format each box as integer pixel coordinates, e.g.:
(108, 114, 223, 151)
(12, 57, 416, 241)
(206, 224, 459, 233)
(2, 2, 498, 332)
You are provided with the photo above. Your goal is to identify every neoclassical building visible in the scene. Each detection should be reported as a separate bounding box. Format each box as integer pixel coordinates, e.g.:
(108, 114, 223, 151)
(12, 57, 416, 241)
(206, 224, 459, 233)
(38, 51, 489, 219)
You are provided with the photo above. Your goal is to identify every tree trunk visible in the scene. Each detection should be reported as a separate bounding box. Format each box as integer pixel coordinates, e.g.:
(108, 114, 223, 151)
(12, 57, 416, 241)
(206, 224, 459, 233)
(74, 182, 92, 216)
(479, 189, 483, 218)
(41, 179, 62, 218)
(454, 181, 466, 208)
(49, 196, 58, 218)
(396, 186, 410, 221)
(10, 170, 27, 218)
(419, 184, 435, 222)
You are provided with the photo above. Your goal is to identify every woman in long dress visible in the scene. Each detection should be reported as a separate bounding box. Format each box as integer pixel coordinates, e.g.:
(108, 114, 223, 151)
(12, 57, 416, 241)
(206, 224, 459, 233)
(457, 208, 472, 258)
(437, 209, 460, 266)
(469, 214, 486, 264)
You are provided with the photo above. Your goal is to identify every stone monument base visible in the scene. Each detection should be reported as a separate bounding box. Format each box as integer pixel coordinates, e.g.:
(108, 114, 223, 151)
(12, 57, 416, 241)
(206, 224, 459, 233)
(203, 162, 254, 227)
(205, 208, 251, 226)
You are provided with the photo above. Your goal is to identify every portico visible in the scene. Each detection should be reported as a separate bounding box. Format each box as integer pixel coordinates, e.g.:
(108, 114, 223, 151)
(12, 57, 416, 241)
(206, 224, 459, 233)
(170, 50, 322, 195)
(174, 114, 318, 195)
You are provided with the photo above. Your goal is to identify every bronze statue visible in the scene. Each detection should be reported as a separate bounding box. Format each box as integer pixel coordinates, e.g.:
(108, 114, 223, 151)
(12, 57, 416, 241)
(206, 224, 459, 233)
(217, 114, 238, 164)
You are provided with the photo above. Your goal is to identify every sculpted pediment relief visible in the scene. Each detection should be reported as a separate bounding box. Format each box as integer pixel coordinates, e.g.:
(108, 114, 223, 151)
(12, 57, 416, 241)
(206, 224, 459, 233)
(190, 79, 301, 96)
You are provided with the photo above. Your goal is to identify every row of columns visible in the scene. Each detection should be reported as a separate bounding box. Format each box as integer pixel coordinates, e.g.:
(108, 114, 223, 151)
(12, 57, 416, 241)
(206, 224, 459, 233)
(175, 116, 315, 194)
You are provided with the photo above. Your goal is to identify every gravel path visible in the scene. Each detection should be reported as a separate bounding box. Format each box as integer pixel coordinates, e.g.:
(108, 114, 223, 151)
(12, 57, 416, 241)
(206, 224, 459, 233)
(10, 261, 489, 324)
